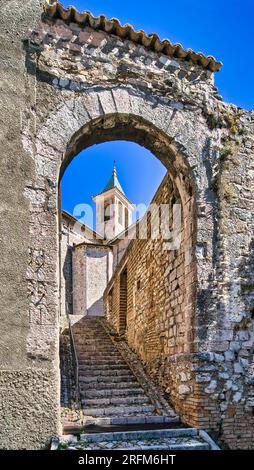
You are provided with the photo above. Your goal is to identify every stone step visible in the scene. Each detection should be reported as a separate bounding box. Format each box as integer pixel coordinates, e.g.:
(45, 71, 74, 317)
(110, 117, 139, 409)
(79, 427, 198, 443)
(74, 338, 113, 343)
(78, 366, 133, 376)
(71, 428, 211, 450)
(74, 340, 115, 351)
(83, 415, 179, 426)
(76, 347, 118, 354)
(79, 374, 137, 384)
(79, 380, 141, 390)
(82, 395, 151, 407)
(82, 404, 155, 417)
(79, 360, 130, 372)
(81, 387, 145, 399)
(77, 352, 123, 359)
(73, 329, 105, 333)
(73, 330, 110, 335)
(78, 359, 126, 366)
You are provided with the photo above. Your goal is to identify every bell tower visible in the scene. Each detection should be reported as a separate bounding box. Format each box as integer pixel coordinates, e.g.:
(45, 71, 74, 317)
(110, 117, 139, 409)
(93, 164, 134, 240)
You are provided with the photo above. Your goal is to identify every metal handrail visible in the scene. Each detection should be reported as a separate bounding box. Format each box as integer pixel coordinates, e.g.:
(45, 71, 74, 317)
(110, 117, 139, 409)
(66, 304, 80, 405)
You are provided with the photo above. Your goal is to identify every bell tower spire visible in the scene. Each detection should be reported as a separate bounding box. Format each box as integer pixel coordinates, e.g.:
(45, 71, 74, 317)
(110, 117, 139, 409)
(93, 163, 134, 240)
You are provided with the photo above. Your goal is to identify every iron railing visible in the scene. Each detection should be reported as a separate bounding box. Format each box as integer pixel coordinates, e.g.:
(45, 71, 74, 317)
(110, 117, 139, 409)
(66, 304, 80, 405)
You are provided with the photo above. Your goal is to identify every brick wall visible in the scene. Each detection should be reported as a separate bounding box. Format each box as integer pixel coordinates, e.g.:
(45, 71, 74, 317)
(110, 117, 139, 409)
(105, 172, 195, 350)
(104, 172, 254, 449)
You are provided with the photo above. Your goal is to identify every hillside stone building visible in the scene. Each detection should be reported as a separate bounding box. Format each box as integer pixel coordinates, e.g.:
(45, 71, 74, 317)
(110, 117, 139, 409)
(0, 0, 253, 450)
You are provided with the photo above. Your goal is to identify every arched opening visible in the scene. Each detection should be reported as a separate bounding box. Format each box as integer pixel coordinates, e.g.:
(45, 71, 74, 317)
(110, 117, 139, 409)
(58, 113, 197, 428)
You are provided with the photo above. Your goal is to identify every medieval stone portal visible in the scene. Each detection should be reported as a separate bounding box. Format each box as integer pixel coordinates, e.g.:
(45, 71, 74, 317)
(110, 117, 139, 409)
(0, 1, 253, 449)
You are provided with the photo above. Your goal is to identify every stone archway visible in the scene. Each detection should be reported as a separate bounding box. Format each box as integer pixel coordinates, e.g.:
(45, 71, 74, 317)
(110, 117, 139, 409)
(29, 89, 216, 436)
(1, 0, 253, 449)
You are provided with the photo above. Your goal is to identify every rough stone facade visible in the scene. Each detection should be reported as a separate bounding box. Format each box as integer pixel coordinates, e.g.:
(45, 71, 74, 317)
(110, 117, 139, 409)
(0, 0, 253, 449)
(60, 211, 95, 317)
(72, 243, 112, 317)
(60, 210, 104, 319)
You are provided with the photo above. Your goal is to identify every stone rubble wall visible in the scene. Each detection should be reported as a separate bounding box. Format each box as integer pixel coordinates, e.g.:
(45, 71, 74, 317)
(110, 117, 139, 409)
(105, 169, 254, 449)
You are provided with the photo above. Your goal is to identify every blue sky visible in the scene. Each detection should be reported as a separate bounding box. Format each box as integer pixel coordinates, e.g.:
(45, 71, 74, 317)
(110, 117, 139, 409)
(62, 142, 166, 227)
(61, 0, 253, 227)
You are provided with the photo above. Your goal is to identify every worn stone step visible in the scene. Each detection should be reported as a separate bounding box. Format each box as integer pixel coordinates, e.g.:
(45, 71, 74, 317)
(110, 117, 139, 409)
(74, 337, 112, 342)
(83, 415, 178, 426)
(66, 428, 214, 451)
(73, 330, 106, 334)
(76, 347, 117, 353)
(79, 366, 133, 378)
(79, 374, 138, 384)
(81, 387, 145, 399)
(78, 359, 126, 366)
(77, 352, 119, 358)
(79, 380, 141, 390)
(82, 404, 155, 417)
(117, 442, 209, 451)
(73, 331, 106, 334)
(79, 360, 130, 372)
(74, 338, 115, 349)
(81, 427, 199, 442)
(78, 357, 124, 363)
(82, 395, 151, 407)
(77, 352, 123, 358)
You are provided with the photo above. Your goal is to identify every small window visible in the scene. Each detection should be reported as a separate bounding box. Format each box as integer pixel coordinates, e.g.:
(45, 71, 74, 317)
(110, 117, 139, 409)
(137, 278, 141, 290)
(118, 201, 123, 225)
(125, 207, 129, 229)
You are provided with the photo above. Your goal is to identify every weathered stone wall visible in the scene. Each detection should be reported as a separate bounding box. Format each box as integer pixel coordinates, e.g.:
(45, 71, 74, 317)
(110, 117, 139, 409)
(166, 352, 254, 449)
(0, 0, 253, 449)
(73, 243, 112, 316)
(60, 212, 101, 319)
(0, 0, 61, 450)
(105, 155, 254, 450)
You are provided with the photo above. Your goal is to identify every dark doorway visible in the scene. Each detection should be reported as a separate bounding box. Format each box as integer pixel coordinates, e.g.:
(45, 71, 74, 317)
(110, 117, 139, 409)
(119, 267, 128, 334)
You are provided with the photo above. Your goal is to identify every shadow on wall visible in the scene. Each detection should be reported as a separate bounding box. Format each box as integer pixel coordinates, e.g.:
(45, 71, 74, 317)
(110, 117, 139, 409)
(63, 246, 73, 314)
(87, 297, 105, 316)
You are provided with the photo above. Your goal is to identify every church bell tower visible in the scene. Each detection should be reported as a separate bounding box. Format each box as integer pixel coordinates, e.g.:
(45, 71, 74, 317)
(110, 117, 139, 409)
(93, 165, 134, 240)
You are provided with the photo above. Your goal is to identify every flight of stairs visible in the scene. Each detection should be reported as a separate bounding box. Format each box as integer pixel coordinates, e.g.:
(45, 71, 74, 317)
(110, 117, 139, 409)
(71, 316, 177, 426)
(58, 315, 220, 450)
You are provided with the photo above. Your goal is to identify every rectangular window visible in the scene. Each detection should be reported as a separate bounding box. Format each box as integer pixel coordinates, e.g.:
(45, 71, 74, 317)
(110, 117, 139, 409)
(125, 207, 129, 229)
(118, 201, 123, 225)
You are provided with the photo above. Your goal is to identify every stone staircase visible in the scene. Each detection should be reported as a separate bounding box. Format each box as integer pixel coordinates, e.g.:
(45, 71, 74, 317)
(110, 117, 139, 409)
(71, 316, 178, 426)
(61, 315, 220, 450)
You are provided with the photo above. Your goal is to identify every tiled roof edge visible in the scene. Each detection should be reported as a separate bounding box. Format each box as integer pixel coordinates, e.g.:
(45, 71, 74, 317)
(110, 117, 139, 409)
(43, 1, 222, 72)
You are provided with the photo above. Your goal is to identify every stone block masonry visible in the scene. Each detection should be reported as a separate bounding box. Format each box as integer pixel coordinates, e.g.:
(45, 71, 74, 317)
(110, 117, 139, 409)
(104, 170, 254, 449)
(0, 0, 253, 449)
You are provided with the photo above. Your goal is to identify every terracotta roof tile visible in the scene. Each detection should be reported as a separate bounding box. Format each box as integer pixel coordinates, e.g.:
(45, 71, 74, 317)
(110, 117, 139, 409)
(43, 1, 222, 72)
